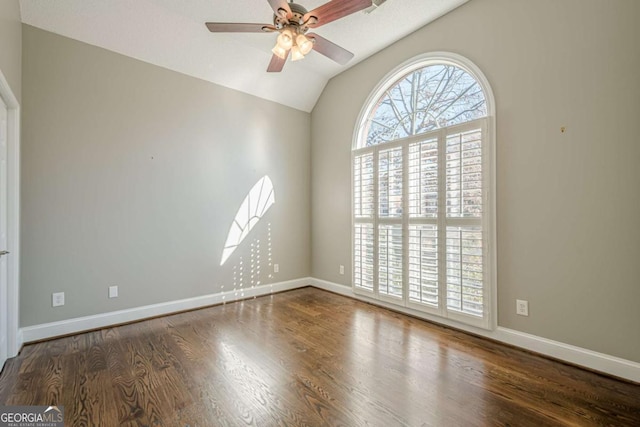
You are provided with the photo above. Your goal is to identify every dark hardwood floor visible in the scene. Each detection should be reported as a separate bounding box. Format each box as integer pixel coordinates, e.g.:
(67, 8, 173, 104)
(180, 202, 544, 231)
(1, 287, 639, 426)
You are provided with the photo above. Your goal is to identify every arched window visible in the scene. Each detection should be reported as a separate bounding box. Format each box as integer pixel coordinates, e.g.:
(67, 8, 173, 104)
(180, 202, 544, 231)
(352, 53, 496, 329)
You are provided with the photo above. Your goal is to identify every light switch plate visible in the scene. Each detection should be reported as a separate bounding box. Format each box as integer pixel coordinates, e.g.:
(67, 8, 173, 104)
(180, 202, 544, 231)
(52, 292, 65, 307)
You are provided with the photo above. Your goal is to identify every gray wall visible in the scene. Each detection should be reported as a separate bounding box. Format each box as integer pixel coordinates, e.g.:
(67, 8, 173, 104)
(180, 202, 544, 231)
(311, 0, 640, 363)
(17, 0, 640, 364)
(21, 25, 311, 326)
(0, 0, 21, 101)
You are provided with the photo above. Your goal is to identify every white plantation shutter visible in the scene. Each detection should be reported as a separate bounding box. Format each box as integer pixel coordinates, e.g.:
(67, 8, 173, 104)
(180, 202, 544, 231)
(378, 147, 403, 218)
(353, 55, 494, 329)
(446, 226, 483, 315)
(444, 128, 484, 317)
(354, 223, 374, 291)
(378, 224, 403, 298)
(408, 138, 439, 307)
(354, 153, 374, 218)
(353, 122, 489, 325)
(354, 152, 375, 292)
(445, 130, 483, 218)
(408, 224, 438, 306)
(409, 138, 438, 218)
(378, 147, 403, 299)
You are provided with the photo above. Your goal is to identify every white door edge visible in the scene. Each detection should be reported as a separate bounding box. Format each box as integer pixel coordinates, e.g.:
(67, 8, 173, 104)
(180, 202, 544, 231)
(0, 93, 7, 369)
(0, 69, 21, 367)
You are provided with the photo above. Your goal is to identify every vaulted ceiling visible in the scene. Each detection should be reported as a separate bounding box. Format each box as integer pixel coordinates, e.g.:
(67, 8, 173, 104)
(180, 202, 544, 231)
(19, 0, 469, 112)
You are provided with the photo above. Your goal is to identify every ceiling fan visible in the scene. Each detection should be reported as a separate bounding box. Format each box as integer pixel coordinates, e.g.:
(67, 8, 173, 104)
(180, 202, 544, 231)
(205, 0, 373, 72)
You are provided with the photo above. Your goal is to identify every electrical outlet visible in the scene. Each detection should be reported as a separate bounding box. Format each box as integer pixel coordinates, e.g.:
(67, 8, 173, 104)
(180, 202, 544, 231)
(339, 265, 345, 275)
(516, 299, 529, 316)
(109, 285, 118, 299)
(52, 292, 65, 307)
(274, 264, 279, 273)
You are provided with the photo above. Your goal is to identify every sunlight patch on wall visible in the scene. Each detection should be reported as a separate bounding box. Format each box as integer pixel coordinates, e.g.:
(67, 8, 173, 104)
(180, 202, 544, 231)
(221, 223, 273, 303)
(220, 175, 275, 266)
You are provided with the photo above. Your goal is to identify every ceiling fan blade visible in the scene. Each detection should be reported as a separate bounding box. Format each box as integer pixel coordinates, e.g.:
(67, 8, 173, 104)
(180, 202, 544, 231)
(307, 33, 354, 65)
(206, 23, 276, 33)
(304, 0, 372, 28)
(267, 0, 292, 19)
(267, 51, 289, 72)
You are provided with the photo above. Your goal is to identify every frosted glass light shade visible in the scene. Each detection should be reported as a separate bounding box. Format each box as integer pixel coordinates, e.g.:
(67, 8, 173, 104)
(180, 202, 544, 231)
(272, 44, 287, 59)
(291, 46, 304, 61)
(297, 34, 313, 55)
(277, 29, 294, 50)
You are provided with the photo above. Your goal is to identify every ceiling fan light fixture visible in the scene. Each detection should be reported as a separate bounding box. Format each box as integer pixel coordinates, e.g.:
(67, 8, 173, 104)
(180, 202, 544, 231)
(296, 34, 313, 55)
(206, 0, 372, 72)
(291, 45, 304, 61)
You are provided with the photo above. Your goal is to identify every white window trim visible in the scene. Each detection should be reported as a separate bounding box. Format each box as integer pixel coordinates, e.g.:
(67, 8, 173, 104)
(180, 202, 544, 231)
(351, 52, 497, 331)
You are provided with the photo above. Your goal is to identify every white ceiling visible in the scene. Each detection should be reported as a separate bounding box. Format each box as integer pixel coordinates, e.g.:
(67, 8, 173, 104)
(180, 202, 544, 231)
(19, 0, 469, 112)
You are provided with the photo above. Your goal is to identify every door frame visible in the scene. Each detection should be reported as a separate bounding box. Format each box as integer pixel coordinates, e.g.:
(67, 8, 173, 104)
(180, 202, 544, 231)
(0, 69, 21, 360)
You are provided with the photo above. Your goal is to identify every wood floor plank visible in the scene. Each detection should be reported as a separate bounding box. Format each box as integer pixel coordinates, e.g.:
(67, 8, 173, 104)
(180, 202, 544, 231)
(1, 287, 639, 426)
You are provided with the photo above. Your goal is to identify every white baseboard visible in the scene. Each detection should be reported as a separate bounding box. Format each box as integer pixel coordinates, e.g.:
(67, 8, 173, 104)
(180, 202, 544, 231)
(18, 276, 640, 383)
(15, 329, 23, 356)
(310, 278, 640, 383)
(21, 278, 311, 343)
(492, 328, 640, 383)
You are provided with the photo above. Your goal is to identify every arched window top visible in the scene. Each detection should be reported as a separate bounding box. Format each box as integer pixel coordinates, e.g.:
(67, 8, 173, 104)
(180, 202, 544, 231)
(355, 52, 493, 149)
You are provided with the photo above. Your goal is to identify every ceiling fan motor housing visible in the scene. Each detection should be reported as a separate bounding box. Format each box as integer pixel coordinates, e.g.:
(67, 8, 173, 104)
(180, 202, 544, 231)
(273, 2, 313, 33)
